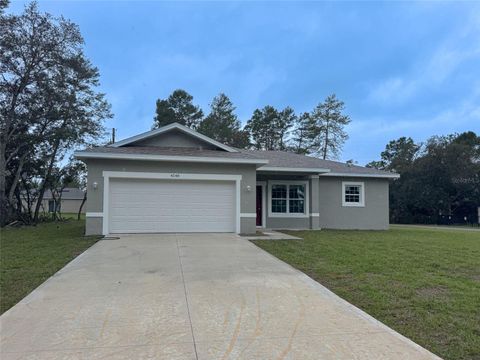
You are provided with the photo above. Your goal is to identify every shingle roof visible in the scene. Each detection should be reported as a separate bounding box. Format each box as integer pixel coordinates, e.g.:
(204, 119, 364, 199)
(76, 146, 398, 178)
(242, 150, 398, 177)
(80, 146, 261, 159)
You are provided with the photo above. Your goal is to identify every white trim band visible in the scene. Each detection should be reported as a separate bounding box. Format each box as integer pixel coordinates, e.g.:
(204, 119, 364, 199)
(321, 172, 400, 179)
(310, 213, 320, 217)
(240, 213, 257, 218)
(102, 171, 242, 181)
(258, 166, 330, 173)
(86, 212, 103, 217)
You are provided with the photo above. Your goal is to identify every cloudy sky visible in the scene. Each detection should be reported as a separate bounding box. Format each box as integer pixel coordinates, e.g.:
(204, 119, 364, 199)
(8, 1, 480, 164)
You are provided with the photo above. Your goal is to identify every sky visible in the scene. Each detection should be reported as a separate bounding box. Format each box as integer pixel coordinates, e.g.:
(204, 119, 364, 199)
(7, 0, 480, 165)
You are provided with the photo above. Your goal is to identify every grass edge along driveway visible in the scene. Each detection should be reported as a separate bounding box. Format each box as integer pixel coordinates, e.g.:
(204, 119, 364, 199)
(252, 227, 480, 360)
(1, 219, 100, 314)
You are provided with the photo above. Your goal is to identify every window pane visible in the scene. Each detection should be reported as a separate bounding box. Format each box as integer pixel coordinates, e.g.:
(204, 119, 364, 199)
(272, 185, 287, 199)
(289, 185, 305, 199)
(345, 185, 361, 203)
(345, 186, 360, 195)
(272, 199, 287, 213)
(289, 199, 305, 213)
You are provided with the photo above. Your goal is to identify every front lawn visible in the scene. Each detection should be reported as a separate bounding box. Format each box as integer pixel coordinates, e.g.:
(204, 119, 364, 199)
(252, 227, 480, 360)
(0, 220, 100, 314)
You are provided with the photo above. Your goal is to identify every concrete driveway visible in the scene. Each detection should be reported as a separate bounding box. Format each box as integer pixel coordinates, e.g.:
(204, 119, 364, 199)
(1, 234, 440, 360)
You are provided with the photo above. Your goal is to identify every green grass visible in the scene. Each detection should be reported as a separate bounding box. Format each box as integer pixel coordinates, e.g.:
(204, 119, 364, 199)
(0, 219, 100, 314)
(252, 228, 480, 360)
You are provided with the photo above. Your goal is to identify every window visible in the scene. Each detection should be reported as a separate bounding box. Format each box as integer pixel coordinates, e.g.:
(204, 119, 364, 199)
(269, 182, 308, 216)
(271, 185, 287, 213)
(289, 185, 305, 213)
(342, 182, 365, 207)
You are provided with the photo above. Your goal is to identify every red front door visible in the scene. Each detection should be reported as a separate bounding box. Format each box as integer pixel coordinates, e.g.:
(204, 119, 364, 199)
(256, 185, 262, 226)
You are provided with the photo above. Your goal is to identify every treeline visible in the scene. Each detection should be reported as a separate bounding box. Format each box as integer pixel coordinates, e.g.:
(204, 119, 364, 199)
(1, 2, 354, 227)
(152, 90, 351, 158)
(1, 2, 111, 225)
(367, 133, 480, 224)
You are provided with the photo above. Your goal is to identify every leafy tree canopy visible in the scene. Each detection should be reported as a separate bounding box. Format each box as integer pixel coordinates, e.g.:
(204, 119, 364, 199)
(0, 1, 111, 225)
(369, 132, 480, 224)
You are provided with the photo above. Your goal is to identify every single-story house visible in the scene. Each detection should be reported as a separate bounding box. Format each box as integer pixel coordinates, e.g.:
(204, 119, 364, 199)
(74, 123, 399, 235)
(21, 188, 86, 214)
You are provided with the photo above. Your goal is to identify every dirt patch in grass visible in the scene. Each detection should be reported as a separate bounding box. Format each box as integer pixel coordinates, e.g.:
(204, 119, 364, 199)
(416, 286, 450, 299)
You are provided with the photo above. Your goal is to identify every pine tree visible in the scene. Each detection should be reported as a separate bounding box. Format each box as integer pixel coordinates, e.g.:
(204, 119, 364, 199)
(197, 93, 249, 148)
(153, 89, 203, 129)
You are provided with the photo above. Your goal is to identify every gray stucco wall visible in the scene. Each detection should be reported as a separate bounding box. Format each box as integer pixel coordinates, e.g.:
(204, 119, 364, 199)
(257, 175, 390, 231)
(129, 129, 217, 149)
(318, 177, 390, 230)
(84, 159, 257, 235)
(257, 174, 316, 230)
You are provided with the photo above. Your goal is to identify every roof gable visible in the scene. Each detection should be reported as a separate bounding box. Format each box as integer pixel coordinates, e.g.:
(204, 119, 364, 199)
(110, 123, 237, 152)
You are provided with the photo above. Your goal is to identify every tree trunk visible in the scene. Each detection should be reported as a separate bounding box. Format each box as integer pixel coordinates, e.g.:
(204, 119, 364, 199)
(78, 191, 86, 220)
(33, 139, 61, 223)
(322, 121, 329, 160)
(56, 185, 66, 220)
(0, 140, 7, 226)
(8, 153, 27, 207)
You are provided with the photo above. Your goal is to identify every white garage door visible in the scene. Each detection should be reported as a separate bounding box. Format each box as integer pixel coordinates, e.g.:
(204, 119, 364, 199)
(109, 178, 236, 233)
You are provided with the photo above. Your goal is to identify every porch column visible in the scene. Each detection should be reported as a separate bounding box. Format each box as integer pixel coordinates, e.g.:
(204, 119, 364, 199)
(309, 175, 321, 229)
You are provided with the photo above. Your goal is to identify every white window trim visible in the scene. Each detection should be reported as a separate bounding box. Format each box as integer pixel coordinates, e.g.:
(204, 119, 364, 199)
(268, 180, 309, 218)
(342, 181, 365, 207)
(101, 171, 242, 235)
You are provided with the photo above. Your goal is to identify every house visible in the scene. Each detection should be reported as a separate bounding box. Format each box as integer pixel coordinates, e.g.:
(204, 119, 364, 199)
(43, 188, 86, 213)
(22, 188, 86, 214)
(74, 123, 399, 235)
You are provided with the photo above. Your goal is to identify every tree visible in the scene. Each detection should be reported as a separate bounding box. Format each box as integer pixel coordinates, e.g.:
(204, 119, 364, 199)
(289, 112, 317, 154)
(46, 159, 85, 220)
(310, 94, 351, 159)
(244, 105, 294, 150)
(381, 137, 420, 173)
(366, 137, 419, 172)
(370, 132, 480, 224)
(197, 93, 249, 148)
(276, 107, 296, 150)
(153, 89, 203, 129)
(0, 0, 9, 14)
(0, 2, 111, 225)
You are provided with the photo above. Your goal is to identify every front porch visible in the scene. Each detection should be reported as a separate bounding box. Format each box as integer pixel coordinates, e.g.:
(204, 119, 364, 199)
(255, 171, 321, 231)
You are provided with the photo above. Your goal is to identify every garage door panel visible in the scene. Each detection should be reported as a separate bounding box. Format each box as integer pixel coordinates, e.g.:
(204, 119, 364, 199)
(108, 179, 236, 233)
